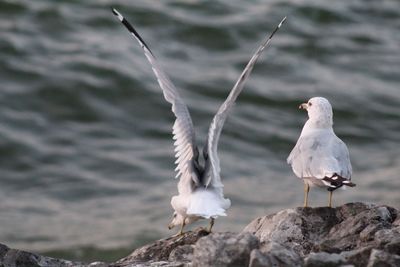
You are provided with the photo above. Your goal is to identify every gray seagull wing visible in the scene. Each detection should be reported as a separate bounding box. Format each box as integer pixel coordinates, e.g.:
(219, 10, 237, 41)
(112, 9, 199, 188)
(204, 17, 287, 188)
(287, 131, 352, 180)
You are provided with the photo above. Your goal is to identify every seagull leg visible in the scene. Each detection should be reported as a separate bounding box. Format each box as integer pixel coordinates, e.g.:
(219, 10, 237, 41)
(178, 220, 186, 236)
(328, 191, 333, 208)
(303, 183, 310, 207)
(207, 218, 215, 233)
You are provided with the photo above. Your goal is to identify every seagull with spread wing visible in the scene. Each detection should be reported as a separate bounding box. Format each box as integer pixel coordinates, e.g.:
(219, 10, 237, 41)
(112, 8, 285, 235)
(287, 97, 356, 208)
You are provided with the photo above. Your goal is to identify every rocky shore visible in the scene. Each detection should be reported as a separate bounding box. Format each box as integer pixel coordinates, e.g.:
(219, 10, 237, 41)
(1, 202, 399, 267)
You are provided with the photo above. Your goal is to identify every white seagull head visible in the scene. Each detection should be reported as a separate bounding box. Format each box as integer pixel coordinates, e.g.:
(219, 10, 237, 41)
(167, 211, 199, 230)
(299, 97, 333, 127)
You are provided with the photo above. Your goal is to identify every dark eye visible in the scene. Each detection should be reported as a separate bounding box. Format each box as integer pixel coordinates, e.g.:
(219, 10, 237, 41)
(308, 102, 312, 106)
(173, 214, 177, 218)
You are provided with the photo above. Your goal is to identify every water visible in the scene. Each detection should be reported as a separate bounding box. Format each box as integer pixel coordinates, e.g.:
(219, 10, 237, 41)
(0, 0, 399, 262)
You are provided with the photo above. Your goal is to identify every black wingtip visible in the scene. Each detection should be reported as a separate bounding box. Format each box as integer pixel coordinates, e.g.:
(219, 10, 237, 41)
(272, 16, 287, 36)
(111, 7, 124, 22)
(110, 8, 155, 55)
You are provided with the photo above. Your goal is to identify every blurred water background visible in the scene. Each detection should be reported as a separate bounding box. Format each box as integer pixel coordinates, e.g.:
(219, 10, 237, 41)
(0, 0, 399, 263)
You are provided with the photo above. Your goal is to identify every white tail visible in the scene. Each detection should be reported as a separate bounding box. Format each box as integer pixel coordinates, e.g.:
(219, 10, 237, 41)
(187, 188, 231, 219)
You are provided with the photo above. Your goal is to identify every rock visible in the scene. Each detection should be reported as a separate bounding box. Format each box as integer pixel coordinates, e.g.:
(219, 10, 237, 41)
(168, 245, 194, 262)
(0, 243, 9, 260)
(367, 249, 400, 267)
(0, 243, 91, 267)
(249, 242, 302, 267)
(243, 206, 340, 256)
(113, 229, 208, 266)
(1, 203, 399, 267)
(374, 228, 400, 255)
(340, 246, 374, 267)
(319, 205, 397, 253)
(304, 252, 346, 267)
(249, 249, 271, 267)
(385, 240, 400, 256)
(243, 203, 399, 266)
(191, 232, 259, 267)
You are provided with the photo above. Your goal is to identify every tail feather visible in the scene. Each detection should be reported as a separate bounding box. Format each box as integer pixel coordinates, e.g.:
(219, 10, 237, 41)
(323, 173, 355, 192)
(187, 188, 230, 219)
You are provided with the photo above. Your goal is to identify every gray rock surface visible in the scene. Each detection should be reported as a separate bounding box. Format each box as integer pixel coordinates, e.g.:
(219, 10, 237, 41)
(1, 203, 399, 267)
(191, 232, 259, 267)
(0, 243, 106, 267)
(249, 241, 301, 267)
(243, 205, 341, 257)
(319, 205, 397, 253)
(168, 245, 194, 262)
(367, 249, 400, 267)
(304, 252, 346, 267)
(112, 229, 209, 267)
(243, 202, 399, 267)
(340, 246, 374, 267)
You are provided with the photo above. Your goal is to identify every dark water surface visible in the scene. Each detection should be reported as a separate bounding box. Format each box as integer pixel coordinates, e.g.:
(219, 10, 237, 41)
(0, 0, 399, 262)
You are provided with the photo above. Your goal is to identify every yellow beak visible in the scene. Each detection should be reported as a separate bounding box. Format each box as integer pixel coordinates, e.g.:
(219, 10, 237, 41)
(299, 103, 308, 110)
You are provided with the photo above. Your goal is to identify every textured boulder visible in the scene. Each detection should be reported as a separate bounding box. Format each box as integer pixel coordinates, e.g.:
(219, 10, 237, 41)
(249, 241, 302, 267)
(367, 249, 400, 267)
(112, 229, 208, 266)
(304, 252, 346, 267)
(318, 205, 397, 253)
(168, 245, 194, 262)
(340, 246, 375, 267)
(242, 205, 340, 257)
(374, 228, 400, 255)
(0, 243, 106, 267)
(1, 203, 399, 267)
(191, 232, 259, 267)
(243, 202, 399, 267)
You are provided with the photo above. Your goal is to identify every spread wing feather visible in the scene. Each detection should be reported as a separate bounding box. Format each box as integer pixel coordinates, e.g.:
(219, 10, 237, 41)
(205, 17, 287, 188)
(112, 9, 198, 191)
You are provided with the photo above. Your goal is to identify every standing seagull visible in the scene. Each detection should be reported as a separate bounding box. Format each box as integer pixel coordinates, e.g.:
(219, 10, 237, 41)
(287, 97, 356, 208)
(112, 8, 286, 234)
